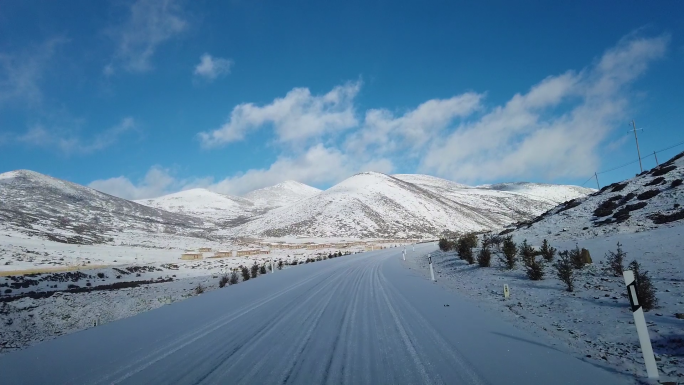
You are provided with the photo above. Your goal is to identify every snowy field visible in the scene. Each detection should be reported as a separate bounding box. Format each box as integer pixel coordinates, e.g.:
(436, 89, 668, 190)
(0, 229, 406, 354)
(406, 227, 684, 381)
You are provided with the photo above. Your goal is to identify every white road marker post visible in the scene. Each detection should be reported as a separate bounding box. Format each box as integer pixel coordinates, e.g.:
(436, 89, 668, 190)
(503, 284, 510, 299)
(270, 258, 274, 273)
(623, 270, 659, 381)
(402, 249, 406, 261)
(428, 254, 436, 282)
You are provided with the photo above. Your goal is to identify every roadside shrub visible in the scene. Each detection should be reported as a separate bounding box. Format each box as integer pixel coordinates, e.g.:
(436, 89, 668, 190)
(489, 235, 503, 252)
(461, 233, 478, 249)
(518, 239, 536, 266)
(554, 251, 575, 292)
(194, 283, 205, 295)
(569, 245, 585, 269)
(457, 237, 475, 264)
(637, 189, 661, 201)
(671, 179, 683, 188)
(477, 246, 491, 267)
(627, 260, 658, 311)
(277, 260, 283, 270)
(439, 238, 451, 252)
(604, 242, 625, 277)
(539, 239, 556, 262)
(259, 265, 267, 275)
(250, 263, 259, 278)
(500, 235, 517, 269)
(525, 257, 545, 281)
(241, 266, 250, 281)
(219, 274, 229, 288)
(97, 272, 105, 279)
(229, 271, 239, 285)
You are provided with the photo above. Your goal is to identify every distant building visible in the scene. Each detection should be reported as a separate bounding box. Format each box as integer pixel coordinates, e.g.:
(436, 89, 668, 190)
(213, 250, 234, 258)
(236, 249, 261, 257)
(198, 247, 212, 252)
(180, 252, 203, 260)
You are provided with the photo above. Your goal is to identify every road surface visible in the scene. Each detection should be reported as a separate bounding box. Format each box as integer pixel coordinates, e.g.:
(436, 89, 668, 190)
(0, 244, 628, 384)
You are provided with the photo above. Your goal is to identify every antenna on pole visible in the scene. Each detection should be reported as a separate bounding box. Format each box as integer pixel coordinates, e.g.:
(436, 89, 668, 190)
(630, 120, 644, 173)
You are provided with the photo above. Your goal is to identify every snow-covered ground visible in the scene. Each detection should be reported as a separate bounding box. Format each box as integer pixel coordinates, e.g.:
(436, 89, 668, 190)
(405, 230, 684, 381)
(0, 244, 364, 354)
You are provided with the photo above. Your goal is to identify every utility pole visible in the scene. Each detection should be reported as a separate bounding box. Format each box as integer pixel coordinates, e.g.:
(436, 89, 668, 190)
(653, 151, 659, 166)
(630, 120, 643, 173)
(594, 172, 600, 189)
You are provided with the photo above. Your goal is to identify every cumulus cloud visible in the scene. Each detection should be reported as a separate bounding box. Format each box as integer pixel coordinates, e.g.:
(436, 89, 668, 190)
(97, 33, 668, 200)
(198, 81, 361, 147)
(194, 53, 233, 81)
(106, 0, 187, 73)
(17, 117, 136, 155)
(0, 37, 67, 106)
(89, 166, 176, 200)
(346, 92, 483, 155)
(421, 34, 669, 183)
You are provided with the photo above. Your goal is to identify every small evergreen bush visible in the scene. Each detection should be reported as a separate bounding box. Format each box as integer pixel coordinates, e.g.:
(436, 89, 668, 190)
(477, 246, 491, 267)
(627, 260, 658, 311)
(569, 245, 585, 269)
(500, 236, 517, 269)
(219, 274, 229, 288)
(229, 271, 239, 285)
(250, 263, 259, 278)
(554, 251, 575, 292)
(539, 239, 556, 262)
(241, 266, 250, 281)
(604, 242, 625, 277)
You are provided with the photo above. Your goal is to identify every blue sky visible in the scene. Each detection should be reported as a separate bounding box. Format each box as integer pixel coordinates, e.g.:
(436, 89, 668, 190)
(1, 0, 683, 199)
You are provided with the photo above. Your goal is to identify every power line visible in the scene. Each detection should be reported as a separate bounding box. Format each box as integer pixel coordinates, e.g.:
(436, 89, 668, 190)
(579, 139, 684, 185)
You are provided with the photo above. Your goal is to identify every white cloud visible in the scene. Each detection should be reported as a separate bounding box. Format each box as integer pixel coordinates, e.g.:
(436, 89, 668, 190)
(198, 81, 361, 147)
(194, 53, 233, 81)
(106, 0, 187, 73)
(207, 145, 352, 195)
(0, 38, 67, 106)
(96, 33, 668, 200)
(421, 34, 669, 183)
(345, 92, 483, 155)
(92, 145, 394, 198)
(17, 117, 136, 155)
(89, 166, 176, 200)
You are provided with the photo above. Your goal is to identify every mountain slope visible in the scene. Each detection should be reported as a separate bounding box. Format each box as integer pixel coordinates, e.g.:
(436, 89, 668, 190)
(136, 188, 258, 224)
(476, 182, 595, 204)
(242, 180, 321, 209)
(511, 151, 684, 240)
(230, 172, 593, 238)
(0, 170, 207, 244)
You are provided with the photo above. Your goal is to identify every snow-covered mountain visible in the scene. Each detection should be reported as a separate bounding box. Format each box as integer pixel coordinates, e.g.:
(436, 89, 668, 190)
(136, 188, 259, 224)
(0, 170, 207, 244)
(229, 172, 594, 238)
(511, 151, 684, 240)
(476, 182, 594, 204)
(242, 180, 321, 209)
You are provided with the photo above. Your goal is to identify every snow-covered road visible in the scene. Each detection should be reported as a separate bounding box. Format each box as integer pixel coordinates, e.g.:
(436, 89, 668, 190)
(0, 244, 629, 384)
